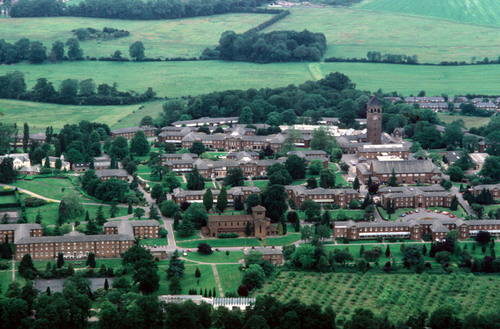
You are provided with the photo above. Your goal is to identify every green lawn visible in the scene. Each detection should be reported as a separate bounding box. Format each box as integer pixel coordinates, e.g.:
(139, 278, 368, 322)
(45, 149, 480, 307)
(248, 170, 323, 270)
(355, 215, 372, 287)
(12, 178, 76, 200)
(0, 271, 12, 294)
(0, 195, 17, 204)
(140, 237, 168, 246)
(24, 203, 129, 225)
(182, 251, 244, 264)
(180, 182, 213, 190)
(264, 234, 301, 246)
(437, 113, 492, 130)
(156, 264, 217, 296)
(177, 238, 261, 248)
(174, 230, 202, 242)
(378, 205, 467, 221)
(253, 181, 268, 189)
(217, 264, 245, 294)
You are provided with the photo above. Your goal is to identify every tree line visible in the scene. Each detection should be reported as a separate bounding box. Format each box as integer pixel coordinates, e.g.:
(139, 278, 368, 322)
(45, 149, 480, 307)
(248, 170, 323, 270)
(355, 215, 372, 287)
(72, 27, 130, 41)
(0, 71, 156, 105)
(10, 0, 274, 19)
(0, 37, 85, 64)
(325, 51, 419, 64)
(202, 29, 327, 63)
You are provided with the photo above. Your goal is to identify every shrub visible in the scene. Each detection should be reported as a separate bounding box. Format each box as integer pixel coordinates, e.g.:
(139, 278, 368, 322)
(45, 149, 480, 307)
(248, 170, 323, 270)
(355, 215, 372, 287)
(218, 233, 239, 239)
(24, 197, 47, 207)
(159, 228, 168, 238)
(0, 262, 9, 270)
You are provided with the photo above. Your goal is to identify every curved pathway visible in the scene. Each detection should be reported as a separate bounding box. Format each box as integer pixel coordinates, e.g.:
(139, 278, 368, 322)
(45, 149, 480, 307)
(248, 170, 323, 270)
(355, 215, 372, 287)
(0, 183, 61, 203)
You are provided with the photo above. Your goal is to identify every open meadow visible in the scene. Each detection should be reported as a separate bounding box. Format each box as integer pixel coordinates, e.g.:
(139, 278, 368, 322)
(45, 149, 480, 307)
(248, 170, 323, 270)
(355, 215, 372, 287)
(255, 271, 500, 323)
(2, 60, 500, 130)
(356, 0, 500, 28)
(264, 6, 500, 63)
(0, 13, 273, 59)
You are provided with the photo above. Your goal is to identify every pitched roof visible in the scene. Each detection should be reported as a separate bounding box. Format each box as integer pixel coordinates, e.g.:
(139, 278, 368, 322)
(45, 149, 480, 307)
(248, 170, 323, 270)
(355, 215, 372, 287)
(370, 160, 440, 174)
(367, 95, 381, 107)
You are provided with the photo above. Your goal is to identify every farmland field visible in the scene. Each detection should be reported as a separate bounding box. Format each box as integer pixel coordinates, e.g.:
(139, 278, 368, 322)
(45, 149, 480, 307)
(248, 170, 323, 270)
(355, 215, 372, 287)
(0, 13, 273, 59)
(266, 6, 500, 63)
(356, 0, 500, 28)
(255, 271, 500, 323)
(437, 113, 492, 129)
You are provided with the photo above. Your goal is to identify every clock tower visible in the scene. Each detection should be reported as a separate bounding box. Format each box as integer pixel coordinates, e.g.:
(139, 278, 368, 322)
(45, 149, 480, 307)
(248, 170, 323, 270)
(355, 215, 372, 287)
(366, 95, 382, 145)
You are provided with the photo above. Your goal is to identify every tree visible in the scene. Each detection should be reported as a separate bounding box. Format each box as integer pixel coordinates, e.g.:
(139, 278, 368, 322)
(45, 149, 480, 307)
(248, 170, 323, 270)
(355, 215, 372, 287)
(216, 187, 228, 213)
(454, 151, 474, 171)
(388, 169, 398, 187)
(197, 243, 213, 254)
(130, 130, 150, 156)
(0, 158, 18, 183)
(129, 41, 145, 60)
(447, 166, 464, 182)
(223, 167, 245, 187)
(109, 136, 129, 159)
(98, 301, 120, 329)
(306, 177, 317, 189)
(166, 250, 185, 278)
(195, 267, 201, 277)
(151, 184, 164, 204)
(134, 208, 145, 220)
(320, 169, 336, 189)
(443, 180, 453, 190)
(57, 252, 64, 268)
(242, 264, 266, 289)
(169, 274, 182, 294)
(163, 171, 182, 192)
(1, 236, 11, 259)
(133, 260, 160, 294)
(185, 203, 208, 227)
(385, 245, 391, 257)
(86, 252, 96, 268)
(189, 141, 206, 156)
(66, 38, 83, 60)
(122, 245, 153, 266)
(402, 244, 422, 265)
(22, 122, 29, 153)
(479, 156, 500, 181)
(475, 230, 492, 245)
(299, 199, 321, 221)
(353, 176, 360, 191)
(186, 166, 205, 190)
(245, 221, 252, 236)
(316, 224, 331, 241)
(29, 41, 47, 63)
(245, 194, 261, 214)
(177, 219, 195, 237)
(203, 188, 213, 212)
(311, 126, 338, 154)
(126, 162, 138, 175)
(285, 155, 307, 180)
(85, 217, 100, 235)
(428, 306, 457, 329)
(160, 200, 180, 217)
(95, 205, 107, 226)
(128, 200, 133, 214)
(301, 225, 312, 243)
(282, 128, 301, 153)
(149, 204, 161, 221)
(261, 184, 288, 222)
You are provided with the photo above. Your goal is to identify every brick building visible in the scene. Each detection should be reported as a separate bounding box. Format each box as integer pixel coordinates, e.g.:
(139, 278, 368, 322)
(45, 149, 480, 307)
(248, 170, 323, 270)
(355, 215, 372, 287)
(379, 185, 454, 209)
(95, 169, 128, 181)
(357, 144, 410, 160)
(10, 221, 160, 261)
(470, 184, 500, 200)
(285, 185, 359, 208)
(286, 150, 329, 168)
(244, 246, 284, 265)
(356, 160, 443, 185)
(172, 186, 261, 205)
(161, 152, 285, 179)
(110, 126, 156, 140)
(202, 206, 277, 238)
(366, 95, 382, 145)
(171, 116, 239, 127)
(333, 218, 500, 242)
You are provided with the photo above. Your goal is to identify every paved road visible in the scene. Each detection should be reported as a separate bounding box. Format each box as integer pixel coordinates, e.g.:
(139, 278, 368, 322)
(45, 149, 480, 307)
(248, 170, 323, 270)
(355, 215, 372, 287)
(451, 185, 473, 216)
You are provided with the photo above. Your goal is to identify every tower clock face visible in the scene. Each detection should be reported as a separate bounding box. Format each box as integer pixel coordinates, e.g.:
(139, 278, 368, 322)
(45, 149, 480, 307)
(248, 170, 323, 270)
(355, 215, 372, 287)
(372, 115, 379, 121)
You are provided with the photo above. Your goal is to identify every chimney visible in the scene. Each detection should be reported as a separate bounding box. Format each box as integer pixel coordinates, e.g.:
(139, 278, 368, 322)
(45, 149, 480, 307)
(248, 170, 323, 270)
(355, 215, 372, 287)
(251, 246, 255, 250)
(272, 246, 275, 249)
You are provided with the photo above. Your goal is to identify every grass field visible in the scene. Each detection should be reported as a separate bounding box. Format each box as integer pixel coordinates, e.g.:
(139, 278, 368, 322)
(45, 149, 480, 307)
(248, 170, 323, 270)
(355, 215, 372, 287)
(266, 6, 500, 64)
(0, 13, 273, 59)
(357, 0, 500, 28)
(0, 195, 17, 204)
(177, 238, 262, 248)
(4, 61, 500, 129)
(437, 113, 491, 129)
(157, 264, 218, 296)
(217, 264, 245, 294)
(182, 251, 244, 264)
(255, 271, 500, 323)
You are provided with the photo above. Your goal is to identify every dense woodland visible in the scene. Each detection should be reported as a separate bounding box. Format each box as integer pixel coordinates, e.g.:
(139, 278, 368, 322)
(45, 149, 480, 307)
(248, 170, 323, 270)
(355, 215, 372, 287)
(202, 29, 326, 63)
(10, 0, 274, 19)
(0, 71, 156, 105)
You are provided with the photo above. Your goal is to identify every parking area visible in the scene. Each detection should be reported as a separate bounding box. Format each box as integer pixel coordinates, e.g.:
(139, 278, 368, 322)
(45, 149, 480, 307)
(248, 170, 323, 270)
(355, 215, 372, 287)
(35, 277, 114, 293)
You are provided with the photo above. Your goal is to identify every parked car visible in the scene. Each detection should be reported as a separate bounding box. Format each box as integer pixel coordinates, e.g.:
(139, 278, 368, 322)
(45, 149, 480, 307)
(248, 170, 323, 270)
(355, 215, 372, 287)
(215, 248, 221, 252)
(427, 209, 431, 212)
(442, 212, 450, 215)
(399, 214, 406, 217)
(450, 214, 456, 218)
(434, 210, 441, 213)
(415, 209, 420, 213)
(187, 249, 192, 252)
